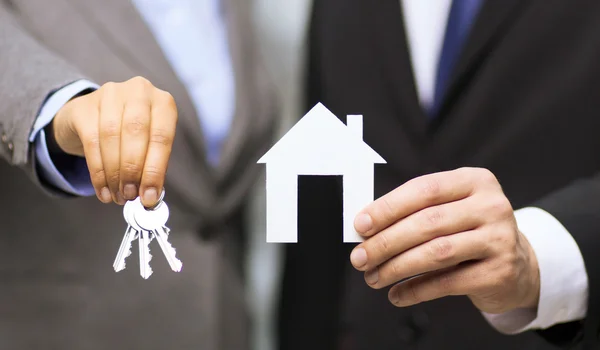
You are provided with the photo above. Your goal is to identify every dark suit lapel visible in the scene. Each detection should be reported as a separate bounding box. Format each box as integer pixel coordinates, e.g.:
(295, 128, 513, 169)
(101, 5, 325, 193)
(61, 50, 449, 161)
(434, 0, 530, 119)
(426, 0, 533, 167)
(66, 0, 210, 168)
(366, 0, 429, 146)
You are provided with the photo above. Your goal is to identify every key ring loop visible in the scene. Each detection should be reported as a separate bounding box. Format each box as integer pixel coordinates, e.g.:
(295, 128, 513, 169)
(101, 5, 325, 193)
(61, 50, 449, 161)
(144, 187, 166, 211)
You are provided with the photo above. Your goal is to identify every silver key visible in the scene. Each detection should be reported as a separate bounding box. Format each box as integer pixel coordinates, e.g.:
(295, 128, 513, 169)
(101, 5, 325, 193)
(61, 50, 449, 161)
(113, 201, 139, 272)
(126, 198, 154, 242)
(138, 227, 153, 279)
(134, 200, 169, 232)
(134, 201, 182, 272)
(154, 228, 181, 272)
(113, 226, 138, 272)
(113, 189, 179, 279)
(126, 199, 143, 231)
(126, 198, 154, 279)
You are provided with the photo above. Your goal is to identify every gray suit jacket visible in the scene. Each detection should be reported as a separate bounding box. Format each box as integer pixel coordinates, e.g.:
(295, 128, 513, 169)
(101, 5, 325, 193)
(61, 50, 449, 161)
(0, 0, 276, 349)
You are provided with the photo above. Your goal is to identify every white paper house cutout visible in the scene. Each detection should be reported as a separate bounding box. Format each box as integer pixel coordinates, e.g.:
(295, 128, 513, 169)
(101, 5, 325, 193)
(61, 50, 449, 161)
(258, 103, 386, 243)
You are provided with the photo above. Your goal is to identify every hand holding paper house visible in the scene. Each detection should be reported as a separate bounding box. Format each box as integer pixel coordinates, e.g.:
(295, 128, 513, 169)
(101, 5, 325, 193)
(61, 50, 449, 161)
(258, 103, 386, 243)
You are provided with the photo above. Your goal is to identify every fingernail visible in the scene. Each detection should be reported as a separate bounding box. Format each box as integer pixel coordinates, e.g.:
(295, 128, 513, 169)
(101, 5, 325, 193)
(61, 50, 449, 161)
(365, 269, 379, 285)
(350, 248, 368, 268)
(100, 187, 111, 202)
(115, 191, 125, 205)
(143, 188, 158, 206)
(355, 213, 373, 234)
(124, 184, 137, 200)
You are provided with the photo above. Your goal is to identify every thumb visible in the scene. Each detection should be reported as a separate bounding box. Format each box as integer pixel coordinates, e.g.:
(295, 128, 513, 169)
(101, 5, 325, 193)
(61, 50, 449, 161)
(52, 93, 96, 157)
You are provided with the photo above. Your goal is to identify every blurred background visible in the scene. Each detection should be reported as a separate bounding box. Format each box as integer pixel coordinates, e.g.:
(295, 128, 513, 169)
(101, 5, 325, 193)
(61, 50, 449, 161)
(246, 2, 310, 349)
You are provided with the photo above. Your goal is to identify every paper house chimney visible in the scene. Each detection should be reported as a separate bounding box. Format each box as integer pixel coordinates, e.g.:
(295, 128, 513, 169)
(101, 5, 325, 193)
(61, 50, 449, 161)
(346, 115, 363, 140)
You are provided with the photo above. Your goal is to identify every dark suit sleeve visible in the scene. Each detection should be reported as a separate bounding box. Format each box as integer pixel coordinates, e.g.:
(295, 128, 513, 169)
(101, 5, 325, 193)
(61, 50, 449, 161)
(533, 175, 600, 349)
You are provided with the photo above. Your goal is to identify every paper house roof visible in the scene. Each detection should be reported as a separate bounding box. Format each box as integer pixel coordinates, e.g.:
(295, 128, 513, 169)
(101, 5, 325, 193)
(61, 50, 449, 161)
(258, 103, 386, 166)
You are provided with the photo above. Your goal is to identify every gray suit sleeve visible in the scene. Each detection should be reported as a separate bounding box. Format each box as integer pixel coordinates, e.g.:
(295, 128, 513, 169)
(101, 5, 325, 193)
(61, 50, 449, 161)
(0, 4, 85, 175)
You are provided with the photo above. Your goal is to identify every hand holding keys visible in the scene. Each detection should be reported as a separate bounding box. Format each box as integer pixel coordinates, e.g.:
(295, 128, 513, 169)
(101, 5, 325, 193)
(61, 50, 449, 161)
(51, 77, 177, 207)
(113, 189, 182, 279)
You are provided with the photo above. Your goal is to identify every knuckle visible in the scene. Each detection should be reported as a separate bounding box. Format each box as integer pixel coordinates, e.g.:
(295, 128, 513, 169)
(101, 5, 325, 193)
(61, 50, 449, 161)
(143, 164, 165, 180)
(379, 196, 396, 223)
(100, 81, 117, 93)
(156, 89, 177, 108)
(130, 76, 152, 87)
(124, 116, 148, 136)
(389, 258, 403, 279)
(149, 128, 173, 147)
(455, 167, 475, 179)
(374, 232, 392, 256)
(429, 237, 454, 263)
(418, 177, 441, 202)
(476, 168, 499, 187)
(121, 161, 143, 176)
(83, 135, 100, 150)
(456, 166, 474, 173)
(488, 194, 513, 219)
(419, 207, 444, 230)
(491, 225, 518, 252)
(106, 170, 120, 185)
(100, 121, 121, 139)
(437, 273, 454, 292)
(90, 168, 106, 184)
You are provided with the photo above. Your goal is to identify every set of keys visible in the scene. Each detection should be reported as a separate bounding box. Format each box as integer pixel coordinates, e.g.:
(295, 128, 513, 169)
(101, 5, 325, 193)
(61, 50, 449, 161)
(113, 189, 182, 279)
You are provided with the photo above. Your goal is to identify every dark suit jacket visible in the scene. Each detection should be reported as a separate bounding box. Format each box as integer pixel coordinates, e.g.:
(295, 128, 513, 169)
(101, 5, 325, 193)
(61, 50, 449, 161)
(278, 1, 600, 349)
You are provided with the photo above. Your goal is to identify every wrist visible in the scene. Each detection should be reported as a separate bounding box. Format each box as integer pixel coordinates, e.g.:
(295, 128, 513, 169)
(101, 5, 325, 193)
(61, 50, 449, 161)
(520, 231, 541, 309)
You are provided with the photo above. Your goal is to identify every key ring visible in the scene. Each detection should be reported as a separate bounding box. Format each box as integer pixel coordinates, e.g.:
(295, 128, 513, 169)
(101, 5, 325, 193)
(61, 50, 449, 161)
(144, 187, 165, 211)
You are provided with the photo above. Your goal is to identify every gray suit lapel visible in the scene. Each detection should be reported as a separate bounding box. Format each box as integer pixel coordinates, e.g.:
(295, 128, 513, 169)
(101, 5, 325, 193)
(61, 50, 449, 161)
(216, 0, 256, 178)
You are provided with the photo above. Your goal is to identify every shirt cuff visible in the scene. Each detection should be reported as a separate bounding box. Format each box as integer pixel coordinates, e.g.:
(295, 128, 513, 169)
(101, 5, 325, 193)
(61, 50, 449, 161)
(482, 207, 588, 334)
(30, 79, 99, 196)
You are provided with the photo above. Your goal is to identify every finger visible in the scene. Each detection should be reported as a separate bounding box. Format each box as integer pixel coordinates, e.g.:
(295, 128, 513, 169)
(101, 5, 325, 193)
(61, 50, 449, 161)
(139, 89, 177, 207)
(71, 103, 111, 203)
(388, 261, 480, 307)
(351, 195, 484, 271)
(98, 83, 125, 204)
(365, 229, 488, 289)
(119, 88, 151, 200)
(354, 168, 498, 237)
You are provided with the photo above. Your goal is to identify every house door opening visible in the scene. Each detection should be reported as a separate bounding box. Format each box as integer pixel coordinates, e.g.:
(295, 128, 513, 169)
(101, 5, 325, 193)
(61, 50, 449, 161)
(297, 175, 343, 245)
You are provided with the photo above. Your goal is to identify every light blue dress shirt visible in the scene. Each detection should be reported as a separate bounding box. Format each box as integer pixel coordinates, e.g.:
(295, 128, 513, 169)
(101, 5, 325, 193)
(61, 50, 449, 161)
(29, 0, 235, 196)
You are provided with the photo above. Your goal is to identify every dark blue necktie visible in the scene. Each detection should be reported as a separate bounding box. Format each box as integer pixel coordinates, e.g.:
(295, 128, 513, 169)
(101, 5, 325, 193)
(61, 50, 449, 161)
(431, 0, 484, 116)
